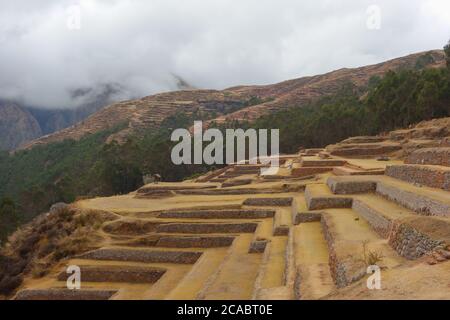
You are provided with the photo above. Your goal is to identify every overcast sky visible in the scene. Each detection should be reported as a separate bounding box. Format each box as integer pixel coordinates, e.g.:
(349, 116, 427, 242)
(1, 0, 449, 109)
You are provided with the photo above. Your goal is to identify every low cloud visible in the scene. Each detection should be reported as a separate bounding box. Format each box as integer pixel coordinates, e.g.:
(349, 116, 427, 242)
(0, 0, 449, 108)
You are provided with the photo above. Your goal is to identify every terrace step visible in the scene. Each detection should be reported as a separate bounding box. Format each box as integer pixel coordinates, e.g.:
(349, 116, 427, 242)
(293, 211, 323, 224)
(273, 208, 292, 236)
(301, 148, 324, 156)
(230, 169, 261, 174)
(209, 178, 227, 183)
(119, 234, 235, 248)
(304, 184, 353, 210)
(155, 222, 258, 234)
(321, 209, 404, 288)
(385, 164, 450, 191)
(249, 219, 272, 253)
(243, 197, 293, 207)
(137, 184, 217, 193)
(198, 234, 263, 299)
(158, 209, 275, 219)
(293, 222, 335, 299)
(300, 159, 347, 167)
(327, 176, 377, 194)
(327, 143, 401, 157)
(252, 237, 289, 298)
(15, 289, 117, 300)
(375, 176, 450, 217)
(196, 167, 229, 182)
(77, 248, 202, 264)
(103, 220, 160, 236)
(318, 151, 331, 159)
(291, 167, 333, 177)
(220, 173, 249, 179)
(156, 235, 235, 248)
(332, 166, 385, 176)
(175, 189, 285, 195)
(57, 265, 166, 283)
(165, 248, 230, 299)
(351, 194, 415, 238)
(388, 216, 450, 260)
(221, 179, 253, 188)
(340, 136, 387, 144)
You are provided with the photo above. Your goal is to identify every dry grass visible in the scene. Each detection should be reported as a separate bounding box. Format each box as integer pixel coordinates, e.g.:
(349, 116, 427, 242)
(361, 240, 385, 266)
(0, 206, 116, 297)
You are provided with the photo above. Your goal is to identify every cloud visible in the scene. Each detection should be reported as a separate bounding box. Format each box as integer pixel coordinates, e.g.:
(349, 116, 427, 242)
(0, 0, 449, 108)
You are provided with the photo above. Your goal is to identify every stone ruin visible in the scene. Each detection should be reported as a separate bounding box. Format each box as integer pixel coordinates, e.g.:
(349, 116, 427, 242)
(11, 117, 450, 300)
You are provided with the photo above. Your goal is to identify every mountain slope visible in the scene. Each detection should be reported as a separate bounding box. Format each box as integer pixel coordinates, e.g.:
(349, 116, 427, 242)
(208, 50, 445, 124)
(0, 102, 42, 150)
(19, 50, 445, 151)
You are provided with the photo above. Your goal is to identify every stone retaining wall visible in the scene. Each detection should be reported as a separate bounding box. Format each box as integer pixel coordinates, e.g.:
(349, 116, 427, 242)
(293, 212, 322, 225)
(221, 179, 252, 188)
(15, 289, 117, 300)
(78, 248, 202, 264)
(243, 197, 294, 207)
(134, 190, 174, 199)
(329, 144, 401, 156)
(352, 199, 392, 238)
(57, 266, 166, 283)
(341, 136, 386, 144)
(175, 188, 285, 195)
(300, 159, 347, 167)
(320, 215, 365, 288)
(327, 177, 377, 194)
(156, 236, 235, 248)
(248, 239, 268, 253)
(291, 167, 333, 177)
(196, 167, 229, 182)
(158, 209, 275, 219)
(305, 189, 352, 210)
(156, 222, 258, 234)
(386, 164, 450, 190)
(388, 221, 445, 259)
(376, 182, 450, 217)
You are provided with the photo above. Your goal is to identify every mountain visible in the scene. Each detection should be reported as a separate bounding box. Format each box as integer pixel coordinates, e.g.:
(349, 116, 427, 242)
(0, 102, 42, 150)
(0, 76, 198, 151)
(18, 49, 446, 150)
(0, 84, 123, 151)
(26, 83, 123, 135)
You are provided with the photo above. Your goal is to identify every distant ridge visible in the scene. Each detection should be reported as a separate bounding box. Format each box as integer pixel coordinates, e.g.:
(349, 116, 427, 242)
(19, 50, 445, 150)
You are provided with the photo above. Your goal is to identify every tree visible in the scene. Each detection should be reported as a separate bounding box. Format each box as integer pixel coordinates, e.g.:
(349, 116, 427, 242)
(445, 39, 450, 69)
(418, 81, 439, 118)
